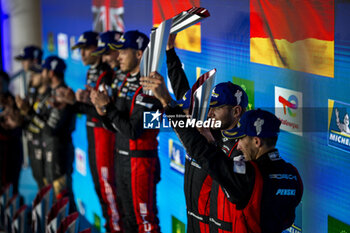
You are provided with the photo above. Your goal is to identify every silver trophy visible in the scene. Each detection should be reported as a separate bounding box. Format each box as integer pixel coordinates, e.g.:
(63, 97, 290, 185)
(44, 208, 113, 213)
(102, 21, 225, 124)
(170, 7, 210, 34)
(141, 19, 172, 95)
(141, 7, 210, 95)
(189, 69, 216, 122)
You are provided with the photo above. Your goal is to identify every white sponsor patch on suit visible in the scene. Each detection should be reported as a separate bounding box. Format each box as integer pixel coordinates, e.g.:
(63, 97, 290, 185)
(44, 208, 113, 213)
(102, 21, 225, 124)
(46, 151, 53, 162)
(233, 155, 246, 174)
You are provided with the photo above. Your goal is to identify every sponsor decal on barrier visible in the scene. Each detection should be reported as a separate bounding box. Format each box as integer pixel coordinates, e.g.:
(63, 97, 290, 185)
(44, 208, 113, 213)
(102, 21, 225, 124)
(275, 86, 303, 136)
(75, 148, 87, 176)
(233, 77, 255, 110)
(48, 32, 55, 52)
(172, 215, 186, 233)
(77, 199, 86, 216)
(169, 139, 186, 174)
(93, 213, 101, 232)
(70, 36, 81, 61)
(328, 215, 350, 233)
(57, 33, 69, 59)
(328, 99, 350, 153)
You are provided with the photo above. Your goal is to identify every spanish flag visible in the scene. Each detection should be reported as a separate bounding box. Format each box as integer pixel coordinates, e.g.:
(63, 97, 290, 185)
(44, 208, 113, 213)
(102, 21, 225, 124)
(250, 0, 334, 78)
(153, 0, 201, 53)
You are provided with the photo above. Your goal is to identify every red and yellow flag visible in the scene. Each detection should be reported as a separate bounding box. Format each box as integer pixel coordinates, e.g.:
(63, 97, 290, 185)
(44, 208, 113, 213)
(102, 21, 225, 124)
(153, 0, 201, 53)
(250, 0, 334, 78)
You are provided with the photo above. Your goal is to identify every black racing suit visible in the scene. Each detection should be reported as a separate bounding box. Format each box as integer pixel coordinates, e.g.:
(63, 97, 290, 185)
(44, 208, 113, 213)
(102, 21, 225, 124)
(72, 62, 122, 232)
(207, 130, 243, 232)
(24, 88, 51, 189)
(166, 106, 303, 233)
(167, 48, 213, 232)
(30, 83, 76, 212)
(0, 92, 23, 194)
(102, 71, 162, 233)
(25, 86, 44, 188)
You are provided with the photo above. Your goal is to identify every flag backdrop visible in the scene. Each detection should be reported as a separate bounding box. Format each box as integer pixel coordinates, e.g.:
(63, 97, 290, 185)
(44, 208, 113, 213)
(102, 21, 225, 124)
(34, 0, 350, 232)
(92, 0, 124, 32)
(250, 0, 334, 78)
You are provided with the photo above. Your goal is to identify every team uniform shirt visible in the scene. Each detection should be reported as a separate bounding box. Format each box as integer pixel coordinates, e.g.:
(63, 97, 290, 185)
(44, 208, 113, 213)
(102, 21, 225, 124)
(38, 83, 76, 182)
(207, 129, 243, 232)
(167, 48, 217, 232)
(166, 105, 303, 233)
(24, 88, 51, 189)
(72, 61, 122, 232)
(0, 92, 23, 194)
(102, 71, 162, 233)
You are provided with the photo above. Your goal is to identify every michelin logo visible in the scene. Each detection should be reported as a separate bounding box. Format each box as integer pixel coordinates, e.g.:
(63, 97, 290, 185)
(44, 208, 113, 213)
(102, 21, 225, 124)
(335, 108, 350, 135)
(328, 100, 350, 153)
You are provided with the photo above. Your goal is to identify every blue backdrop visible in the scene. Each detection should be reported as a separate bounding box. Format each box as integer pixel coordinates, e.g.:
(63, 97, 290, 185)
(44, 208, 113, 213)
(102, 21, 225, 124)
(37, 0, 350, 232)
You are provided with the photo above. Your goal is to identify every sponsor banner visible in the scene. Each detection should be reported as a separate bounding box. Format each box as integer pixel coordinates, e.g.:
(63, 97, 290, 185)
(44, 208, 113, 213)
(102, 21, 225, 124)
(328, 215, 350, 233)
(233, 77, 255, 110)
(328, 100, 350, 153)
(93, 212, 101, 232)
(75, 148, 87, 176)
(69, 36, 81, 61)
(169, 139, 186, 174)
(57, 33, 69, 59)
(48, 32, 55, 52)
(77, 199, 86, 216)
(275, 86, 303, 136)
(172, 215, 186, 233)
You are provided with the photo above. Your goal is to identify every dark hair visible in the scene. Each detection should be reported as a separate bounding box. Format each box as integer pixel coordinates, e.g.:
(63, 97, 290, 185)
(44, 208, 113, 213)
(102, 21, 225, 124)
(260, 136, 278, 147)
(53, 71, 64, 80)
(240, 106, 247, 117)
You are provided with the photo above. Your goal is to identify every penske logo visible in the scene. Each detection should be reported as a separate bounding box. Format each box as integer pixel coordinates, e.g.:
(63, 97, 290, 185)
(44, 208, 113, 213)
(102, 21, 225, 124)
(276, 189, 296, 196)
